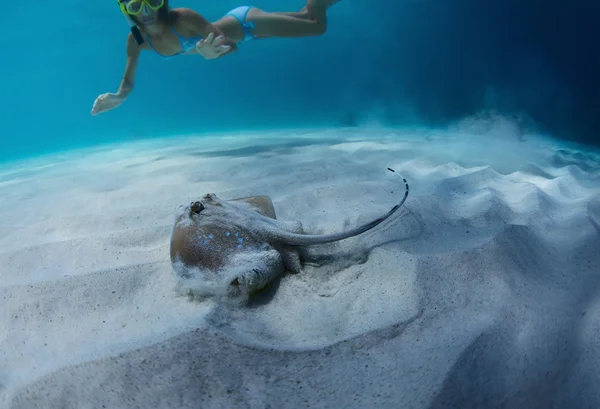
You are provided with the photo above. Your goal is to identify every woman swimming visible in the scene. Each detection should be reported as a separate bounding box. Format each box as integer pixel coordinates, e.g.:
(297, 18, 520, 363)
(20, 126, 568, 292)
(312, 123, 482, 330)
(91, 0, 341, 116)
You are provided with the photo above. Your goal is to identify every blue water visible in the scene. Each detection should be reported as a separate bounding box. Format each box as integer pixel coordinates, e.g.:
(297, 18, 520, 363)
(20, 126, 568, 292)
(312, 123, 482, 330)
(1, 0, 599, 162)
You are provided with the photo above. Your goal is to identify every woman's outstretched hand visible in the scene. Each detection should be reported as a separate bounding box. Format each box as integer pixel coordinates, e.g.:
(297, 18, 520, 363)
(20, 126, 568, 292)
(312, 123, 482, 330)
(91, 93, 124, 116)
(196, 32, 233, 59)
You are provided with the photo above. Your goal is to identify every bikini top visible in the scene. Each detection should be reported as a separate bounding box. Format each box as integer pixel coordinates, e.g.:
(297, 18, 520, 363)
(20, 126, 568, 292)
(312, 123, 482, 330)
(146, 26, 202, 60)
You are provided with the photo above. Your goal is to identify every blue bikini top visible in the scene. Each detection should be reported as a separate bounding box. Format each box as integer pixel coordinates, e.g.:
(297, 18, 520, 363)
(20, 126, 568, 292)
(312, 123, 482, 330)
(146, 26, 202, 60)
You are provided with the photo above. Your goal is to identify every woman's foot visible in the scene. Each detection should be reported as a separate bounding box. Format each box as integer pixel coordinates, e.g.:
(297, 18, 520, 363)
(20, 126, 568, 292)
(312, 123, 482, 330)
(306, 0, 341, 19)
(310, 0, 342, 8)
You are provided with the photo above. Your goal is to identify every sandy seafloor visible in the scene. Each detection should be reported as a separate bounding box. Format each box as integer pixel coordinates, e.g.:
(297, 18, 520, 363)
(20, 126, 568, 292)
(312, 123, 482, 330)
(2, 118, 600, 408)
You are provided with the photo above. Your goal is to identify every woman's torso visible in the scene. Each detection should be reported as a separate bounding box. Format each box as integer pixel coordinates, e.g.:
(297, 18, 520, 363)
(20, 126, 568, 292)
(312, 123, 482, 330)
(141, 10, 203, 58)
(140, 8, 248, 58)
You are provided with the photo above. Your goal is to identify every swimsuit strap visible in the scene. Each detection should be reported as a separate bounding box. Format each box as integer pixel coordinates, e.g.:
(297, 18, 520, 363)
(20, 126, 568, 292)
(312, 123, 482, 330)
(170, 25, 185, 41)
(171, 26, 203, 53)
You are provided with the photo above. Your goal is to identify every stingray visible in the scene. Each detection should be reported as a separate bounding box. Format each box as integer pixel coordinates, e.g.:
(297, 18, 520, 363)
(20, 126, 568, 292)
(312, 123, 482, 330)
(169, 168, 409, 298)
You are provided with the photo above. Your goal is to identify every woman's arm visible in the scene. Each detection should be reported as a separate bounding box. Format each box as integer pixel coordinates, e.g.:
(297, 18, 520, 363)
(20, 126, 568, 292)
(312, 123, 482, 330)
(91, 33, 144, 116)
(117, 32, 144, 98)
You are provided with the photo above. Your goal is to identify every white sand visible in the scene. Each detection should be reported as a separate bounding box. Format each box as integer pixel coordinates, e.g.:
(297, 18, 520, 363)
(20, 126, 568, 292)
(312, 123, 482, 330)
(2, 117, 600, 408)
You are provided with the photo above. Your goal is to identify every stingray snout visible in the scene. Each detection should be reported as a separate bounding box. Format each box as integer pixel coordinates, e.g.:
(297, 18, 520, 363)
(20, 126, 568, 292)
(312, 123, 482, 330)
(226, 269, 270, 298)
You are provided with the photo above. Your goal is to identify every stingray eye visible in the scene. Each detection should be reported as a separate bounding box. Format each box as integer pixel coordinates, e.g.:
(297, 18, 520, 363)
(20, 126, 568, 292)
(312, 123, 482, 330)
(190, 201, 205, 214)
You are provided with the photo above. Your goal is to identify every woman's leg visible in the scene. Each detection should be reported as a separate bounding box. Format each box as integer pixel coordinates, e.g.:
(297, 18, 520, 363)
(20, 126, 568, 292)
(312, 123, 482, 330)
(247, 0, 341, 38)
(270, 8, 310, 20)
(247, 8, 325, 37)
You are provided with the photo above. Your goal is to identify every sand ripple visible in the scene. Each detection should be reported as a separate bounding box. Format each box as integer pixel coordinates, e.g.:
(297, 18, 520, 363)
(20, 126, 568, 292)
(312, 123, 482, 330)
(2, 126, 599, 408)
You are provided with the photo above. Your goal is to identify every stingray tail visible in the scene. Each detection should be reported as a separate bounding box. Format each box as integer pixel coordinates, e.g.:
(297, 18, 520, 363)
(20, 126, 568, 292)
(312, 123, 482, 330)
(281, 168, 410, 246)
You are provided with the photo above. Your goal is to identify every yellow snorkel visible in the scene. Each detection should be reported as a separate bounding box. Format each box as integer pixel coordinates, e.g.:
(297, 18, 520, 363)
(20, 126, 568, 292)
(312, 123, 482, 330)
(116, 0, 145, 45)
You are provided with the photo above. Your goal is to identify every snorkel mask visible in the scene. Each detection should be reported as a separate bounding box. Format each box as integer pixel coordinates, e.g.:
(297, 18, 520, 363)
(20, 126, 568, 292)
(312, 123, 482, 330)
(116, 0, 166, 45)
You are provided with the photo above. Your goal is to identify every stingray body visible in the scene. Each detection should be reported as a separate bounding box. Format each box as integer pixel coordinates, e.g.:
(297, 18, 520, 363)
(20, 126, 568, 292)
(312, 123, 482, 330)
(169, 169, 409, 297)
